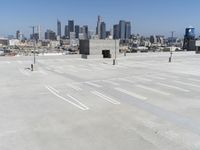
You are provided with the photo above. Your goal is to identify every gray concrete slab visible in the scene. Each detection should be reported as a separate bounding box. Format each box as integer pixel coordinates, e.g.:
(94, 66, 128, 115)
(1, 52, 200, 149)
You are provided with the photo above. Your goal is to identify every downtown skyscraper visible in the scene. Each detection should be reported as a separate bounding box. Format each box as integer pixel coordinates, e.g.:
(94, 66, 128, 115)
(114, 20, 131, 40)
(57, 19, 62, 37)
(96, 16, 102, 39)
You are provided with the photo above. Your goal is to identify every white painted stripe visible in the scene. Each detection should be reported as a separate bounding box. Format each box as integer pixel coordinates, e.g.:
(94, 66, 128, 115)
(67, 84, 82, 91)
(47, 86, 60, 93)
(117, 78, 135, 83)
(136, 84, 170, 96)
(55, 69, 64, 74)
(45, 86, 88, 111)
(147, 76, 166, 80)
(66, 94, 89, 110)
(18, 68, 30, 76)
(115, 87, 147, 100)
(68, 65, 76, 69)
(188, 78, 200, 82)
(157, 82, 190, 92)
(132, 76, 152, 82)
(80, 68, 92, 71)
(17, 61, 22, 64)
(39, 69, 48, 75)
(91, 91, 120, 104)
(159, 74, 178, 79)
(174, 81, 200, 88)
(85, 82, 102, 88)
(70, 69, 79, 73)
(103, 80, 120, 86)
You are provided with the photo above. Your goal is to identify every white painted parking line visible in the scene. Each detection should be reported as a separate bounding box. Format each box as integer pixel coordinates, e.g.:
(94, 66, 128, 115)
(147, 76, 166, 80)
(174, 81, 200, 88)
(117, 78, 135, 83)
(47, 85, 60, 93)
(85, 82, 102, 88)
(17, 61, 22, 64)
(115, 87, 147, 100)
(91, 91, 120, 105)
(157, 82, 190, 92)
(67, 84, 82, 91)
(45, 85, 89, 111)
(18, 68, 30, 76)
(39, 70, 48, 75)
(66, 94, 89, 110)
(54, 69, 64, 74)
(103, 80, 120, 86)
(68, 69, 78, 73)
(68, 65, 76, 69)
(188, 78, 200, 82)
(132, 76, 152, 82)
(159, 74, 178, 79)
(80, 68, 92, 71)
(136, 84, 170, 96)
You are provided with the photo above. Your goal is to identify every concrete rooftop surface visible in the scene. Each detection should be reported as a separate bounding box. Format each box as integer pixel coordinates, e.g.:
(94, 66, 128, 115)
(1, 52, 200, 150)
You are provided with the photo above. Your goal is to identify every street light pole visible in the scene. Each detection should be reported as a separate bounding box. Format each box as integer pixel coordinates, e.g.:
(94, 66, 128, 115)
(30, 26, 36, 64)
(169, 31, 175, 63)
(113, 39, 117, 65)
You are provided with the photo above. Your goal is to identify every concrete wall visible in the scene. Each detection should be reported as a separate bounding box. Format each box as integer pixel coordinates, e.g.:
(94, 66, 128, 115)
(79, 39, 119, 57)
(89, 40, 119, 57)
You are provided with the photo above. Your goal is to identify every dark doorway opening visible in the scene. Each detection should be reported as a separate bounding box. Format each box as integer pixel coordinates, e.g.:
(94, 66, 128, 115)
(102, 50, 111, 58)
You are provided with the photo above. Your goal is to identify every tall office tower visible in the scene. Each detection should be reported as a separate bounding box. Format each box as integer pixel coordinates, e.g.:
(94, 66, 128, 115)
(125, 22, 131, 40)
(75, 25, 80, 39)
(113, 24, 119, 39)
(100, 22, 106, 39)
(57, 20, 62, 37)
(68, 20, 74, 39)
(16, 30, 20, 39)
(83, 25, 89, 39)
(68, 20, 74, 33)
(119, 20, 126, 40)
(37, 25, 41, 40)
(45, 30, 56, 40)
(96, 15, 102, 39)
(150, 35, 157, 44)
(65, 25, 69, 39)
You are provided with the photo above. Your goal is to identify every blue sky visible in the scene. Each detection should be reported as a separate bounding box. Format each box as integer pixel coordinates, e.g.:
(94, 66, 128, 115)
(0, 0, 200, 38)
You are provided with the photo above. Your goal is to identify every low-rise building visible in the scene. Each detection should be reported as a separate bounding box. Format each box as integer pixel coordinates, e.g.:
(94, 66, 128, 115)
(79, 39, 119, 58)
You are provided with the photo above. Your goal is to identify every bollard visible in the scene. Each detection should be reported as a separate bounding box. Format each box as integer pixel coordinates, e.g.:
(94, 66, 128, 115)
(169, 57, 171, 63)
(31, 64, 34, 71)
(113, 59, 116, 65)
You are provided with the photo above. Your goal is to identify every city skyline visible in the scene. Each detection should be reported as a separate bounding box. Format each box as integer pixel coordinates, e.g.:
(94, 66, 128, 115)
(1, 0, 200, 37)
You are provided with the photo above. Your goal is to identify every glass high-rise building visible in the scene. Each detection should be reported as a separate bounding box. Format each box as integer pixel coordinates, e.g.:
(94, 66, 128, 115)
(125, 22, 131, 39)
(68, 20, 74, 33)
(57, 20, 62, 37)
(119, 20, 126, 40)
(100, 22, 106, 39)
(75, 25, 80, 39)
(83, 25, 89, 39)
(113, 24, 119, 39)
(96, 16, 102, 39)
(64, 25, 69, 38)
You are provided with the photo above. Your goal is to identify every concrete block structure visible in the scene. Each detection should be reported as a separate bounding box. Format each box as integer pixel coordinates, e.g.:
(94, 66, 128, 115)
(196, 40, 200, 53)
(79, 39, 119, 58)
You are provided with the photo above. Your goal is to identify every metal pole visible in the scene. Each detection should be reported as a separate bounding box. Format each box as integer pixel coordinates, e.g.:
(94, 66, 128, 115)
(113, 39, 117, 65)
(169, 31, 174, 63)
(30, 26, 36, 64)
